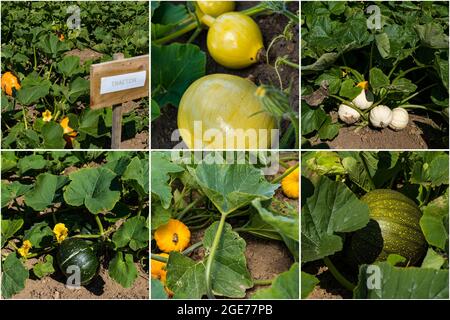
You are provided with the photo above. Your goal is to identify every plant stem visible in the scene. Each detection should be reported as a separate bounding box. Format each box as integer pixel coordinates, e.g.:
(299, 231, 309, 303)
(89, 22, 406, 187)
(323, 257, 355, 291)
(182, 241, 203, 255)
(151, 253, 168, 263)
(95, 215, 104, 236)
(288, 112, 299, 148)
(399, 83, 437, 105)
(392, 65, 431, 83)
(205, 213, 227, 299)
(279, 58, 299, 69)
(253, 278, 274, 286)
(177, 197, 203, 220)
(137, 194, 143, 217)
(272, 162, 299, 184)
(153, 5, 268, 45)
(71, 234, 102, 239)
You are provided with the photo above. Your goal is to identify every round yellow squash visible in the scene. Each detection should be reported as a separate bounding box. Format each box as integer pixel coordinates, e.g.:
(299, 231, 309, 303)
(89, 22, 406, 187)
(197, 1, 235, 17)
(178, 74, 276, 149)
(202, 12, 264, 69)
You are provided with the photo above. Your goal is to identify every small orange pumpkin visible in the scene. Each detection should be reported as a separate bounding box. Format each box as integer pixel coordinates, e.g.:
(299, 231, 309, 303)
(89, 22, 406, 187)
(281, 167, 299, 199)
(154, 219, 191, 253)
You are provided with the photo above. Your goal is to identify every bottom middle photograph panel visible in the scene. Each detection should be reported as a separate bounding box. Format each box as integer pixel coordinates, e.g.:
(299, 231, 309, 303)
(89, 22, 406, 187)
(150, 151, 300, 300)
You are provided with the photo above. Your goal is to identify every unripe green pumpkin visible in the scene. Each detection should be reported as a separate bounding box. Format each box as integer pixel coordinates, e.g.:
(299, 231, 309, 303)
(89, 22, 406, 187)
(57, 238, 99, 285)
(349, 189, 427, 266)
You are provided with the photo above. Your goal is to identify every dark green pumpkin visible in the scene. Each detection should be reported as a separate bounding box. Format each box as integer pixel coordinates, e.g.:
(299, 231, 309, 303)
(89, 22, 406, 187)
(349, 189, 427, 266)
(57, 238, 99, 285)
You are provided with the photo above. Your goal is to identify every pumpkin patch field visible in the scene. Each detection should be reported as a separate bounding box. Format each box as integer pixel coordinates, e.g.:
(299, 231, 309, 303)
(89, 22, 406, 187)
(1, 151, 149, 299)
(301, 151, 449, 299)
(151, 151, 299, 299)
(1, 1, 149, 149)
(301, 1, 449, 149)
(151, 1, 299, 149)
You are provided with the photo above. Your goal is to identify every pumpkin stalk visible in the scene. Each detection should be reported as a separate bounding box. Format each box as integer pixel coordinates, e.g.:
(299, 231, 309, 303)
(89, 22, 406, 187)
(205, 213, 227, 299)
(95, 215, 104, 236)
(271, 162, 299, 184)
(323, 257, 355, 292)
(151, 253, 168, 263)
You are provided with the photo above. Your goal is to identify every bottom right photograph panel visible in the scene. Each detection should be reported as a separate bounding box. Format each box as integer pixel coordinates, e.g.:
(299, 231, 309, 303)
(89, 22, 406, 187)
(301, 151, 449, 299)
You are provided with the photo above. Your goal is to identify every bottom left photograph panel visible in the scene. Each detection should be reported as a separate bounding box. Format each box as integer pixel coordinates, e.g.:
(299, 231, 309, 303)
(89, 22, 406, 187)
(0, 151, 149, 299)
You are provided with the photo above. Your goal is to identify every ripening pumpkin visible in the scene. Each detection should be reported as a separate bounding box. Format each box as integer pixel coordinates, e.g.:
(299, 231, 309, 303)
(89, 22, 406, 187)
(151, 253, 169, 283)
(1, 71, 21, 96)
(154, 219, 191, 253)
(281, 167, 299, 199)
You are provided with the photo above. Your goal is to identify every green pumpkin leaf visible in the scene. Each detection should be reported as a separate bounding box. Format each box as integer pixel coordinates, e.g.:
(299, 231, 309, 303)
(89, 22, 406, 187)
(151, 279, 168, 299)
(421, 248, 446, 270)
(301, 271, 319, 299)
(63, 167, 121, 214)
(57, 55, 82, 78)
(354, 262, 448, 299)
(24, 221, 53, 249)
(151, 152, 184, 209)
(33, 255, 55, 279)
(166, 252, 206, 299)
(122, 157, 149, 197)
(1, 253, 29, 299)
(17, 155, 47, 175)
(420, 188, 449, 250)
(151, 43, 205, 107)
(1, 218, 24, 247)
(252, 263, 299, 299)
(203, 222, 253, 298)
(301, 176, 370, 263)
(42, 122, 66, 149)
(188, 159, 278, 216)
(24, 173, 68, 211)
(1, 181, 32, 208)
(108, 252, 138, 288)
(112, 216, 149, 251)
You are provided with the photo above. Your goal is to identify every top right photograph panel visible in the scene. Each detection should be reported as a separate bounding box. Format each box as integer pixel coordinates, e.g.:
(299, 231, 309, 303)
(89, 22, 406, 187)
(301, 1, 449, 149)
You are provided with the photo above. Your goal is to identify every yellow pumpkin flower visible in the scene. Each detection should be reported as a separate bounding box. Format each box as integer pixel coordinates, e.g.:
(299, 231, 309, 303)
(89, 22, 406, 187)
(281, 167, 299, 199)
(53, 223, 69, 243)
(59, 34, 65, 41)
(356, 81, 369, 90)
(42, 110, 52, 122)
(154, 219, 191, 253)
(18, 240, 32, 257)
(60, 117, 77, 146)
(1, 71, 21, 96)
(60, 117, 74, 135)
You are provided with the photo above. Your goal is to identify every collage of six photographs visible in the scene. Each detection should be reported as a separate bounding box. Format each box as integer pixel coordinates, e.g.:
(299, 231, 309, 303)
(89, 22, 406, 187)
(0, 0, 448, 301)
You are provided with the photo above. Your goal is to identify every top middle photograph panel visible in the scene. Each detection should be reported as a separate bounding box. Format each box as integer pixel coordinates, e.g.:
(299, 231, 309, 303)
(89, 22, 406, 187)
(151, 1, 299, 149)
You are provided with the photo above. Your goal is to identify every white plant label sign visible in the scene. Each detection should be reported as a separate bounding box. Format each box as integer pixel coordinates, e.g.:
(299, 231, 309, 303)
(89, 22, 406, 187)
(100, 71, 147, 94)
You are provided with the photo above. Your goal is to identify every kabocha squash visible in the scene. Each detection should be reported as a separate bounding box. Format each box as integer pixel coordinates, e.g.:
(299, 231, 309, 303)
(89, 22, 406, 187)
(57, 238, 99, 285)
(1, 71, 21, 96)
(349, 189, 427, 266)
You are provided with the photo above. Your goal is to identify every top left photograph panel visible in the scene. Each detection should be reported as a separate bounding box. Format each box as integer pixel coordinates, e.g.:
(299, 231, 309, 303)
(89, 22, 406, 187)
(1, 1, 150, 150)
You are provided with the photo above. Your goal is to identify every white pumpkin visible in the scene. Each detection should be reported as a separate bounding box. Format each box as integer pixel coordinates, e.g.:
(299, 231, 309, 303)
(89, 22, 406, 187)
(389, 107, 409, 131)
(369, 105, 393, 128)
(352, 89, 373, 110)
(338, 104, 360, 124)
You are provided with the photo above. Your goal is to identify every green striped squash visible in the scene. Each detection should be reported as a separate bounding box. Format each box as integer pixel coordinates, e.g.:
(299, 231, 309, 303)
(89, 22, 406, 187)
(57, 238, 99, 285)
(349, 189, 427, 266)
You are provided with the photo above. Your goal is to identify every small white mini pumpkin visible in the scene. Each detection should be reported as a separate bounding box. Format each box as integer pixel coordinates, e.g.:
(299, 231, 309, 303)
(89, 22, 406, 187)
(352, 89, 374, 110)
(338, 104, 360, 124)
(369, 105, 393, 128)
(389, 107, 409, 131)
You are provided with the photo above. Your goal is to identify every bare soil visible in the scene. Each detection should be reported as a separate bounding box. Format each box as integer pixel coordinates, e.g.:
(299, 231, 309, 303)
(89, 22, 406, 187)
(151, 1, 299, 149)
(308, 113, 447, 149)
(11, 260, 149, 300)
